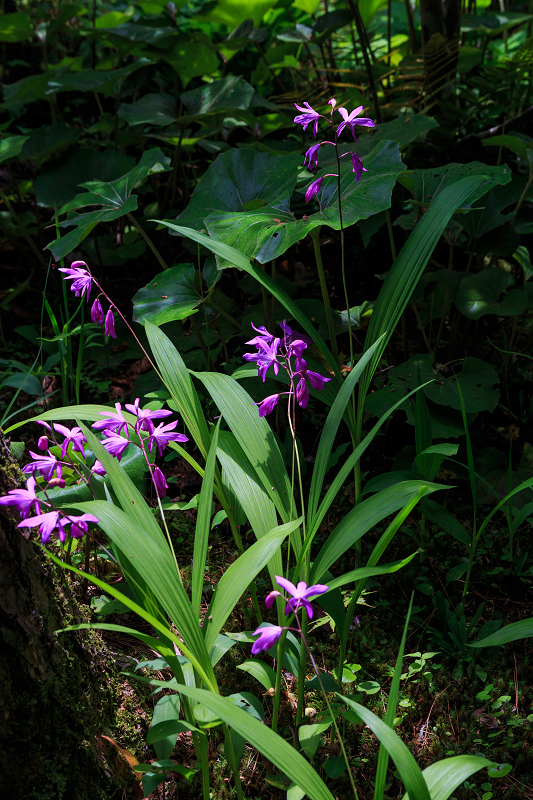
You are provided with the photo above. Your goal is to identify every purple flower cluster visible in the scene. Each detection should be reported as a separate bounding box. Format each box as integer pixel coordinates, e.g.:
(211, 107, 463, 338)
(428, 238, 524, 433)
(294, 98, 375, 203)
(251, 576, 329, 654)
(60, 261, 116, 338)
(91, 399, 188, 497)
(0, 400, 188, 544)
(243, 321, 330, 416)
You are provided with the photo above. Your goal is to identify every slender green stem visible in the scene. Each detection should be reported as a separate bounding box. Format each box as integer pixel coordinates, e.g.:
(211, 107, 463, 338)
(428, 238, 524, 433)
(271, 629, 288, 734)
(310, 227, 339, 364)
(296, 612, 308, 727)
(127, 213, 169, 271)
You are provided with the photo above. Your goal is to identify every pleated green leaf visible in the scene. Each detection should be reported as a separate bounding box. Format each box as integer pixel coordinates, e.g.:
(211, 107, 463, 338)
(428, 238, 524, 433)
(341, 698, 431, 800)
(404, 756, 494, 800)
(358, 176, 503, 414)
(195, 371, 293, 522)
(308, 337, 384, 526)
(5, 403, 135, 433)
(165, 686, 336, 800)
(310, 481, 442, 583)
(471, 618, 533, 647)
(193, 420, 221, 617)
(323, 553, 419, 592)
(205, 520, 300, 651)
(145, 321, 211, 458)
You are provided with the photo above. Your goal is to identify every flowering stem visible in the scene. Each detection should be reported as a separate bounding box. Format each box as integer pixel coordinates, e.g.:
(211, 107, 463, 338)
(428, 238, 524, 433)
(293, 616, 359, 800)
(295, 611, 308, 726)
(310, 227, 339, 364)
(271, 628, 288, 734)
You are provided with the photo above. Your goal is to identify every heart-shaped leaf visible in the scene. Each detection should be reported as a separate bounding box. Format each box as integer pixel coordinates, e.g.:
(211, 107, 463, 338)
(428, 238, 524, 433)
(132, 264, 202, 325)
(455, 268, 526, 319)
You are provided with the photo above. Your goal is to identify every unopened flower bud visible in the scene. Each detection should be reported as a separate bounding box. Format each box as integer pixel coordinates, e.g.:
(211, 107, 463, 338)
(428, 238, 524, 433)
(37, 436, 48, 451)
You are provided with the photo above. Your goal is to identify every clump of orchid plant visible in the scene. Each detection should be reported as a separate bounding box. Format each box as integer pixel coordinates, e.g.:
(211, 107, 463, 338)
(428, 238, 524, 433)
(243, 320, 330, 416)
(294, 97, 375, 202)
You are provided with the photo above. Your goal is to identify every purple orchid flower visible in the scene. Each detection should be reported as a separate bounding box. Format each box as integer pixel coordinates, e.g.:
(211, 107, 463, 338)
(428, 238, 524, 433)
(243, 338, 280, 382)
(90, 297, 104, 324)
(293, 101, 323, 138)
(351, 152, 367, 183)
(59, 262, 93, 301)
(22, 451, 62, 483)
(303, 142, 322, 170)
(149, 421, 188, 458)
(104, 309, 116, 338)
(251, 624, 284, 655)
(92, 403, 129, 436)
(305, 175, 325, 203)
(152, 466, 168, 498)
(91, 460, 106, 476)
(256, 394, 280, 417)
(336, 106, 375, 141)
(0, 476, 41, 519)
(53, 424, 87, 458)
(18, 510, 99, 544)
(267, 576, 329, 620)
(37, 435, 49, 451)
(124, 398, 173, 435)
(101, 430, 130, 461)
(296, 377, 309, 408)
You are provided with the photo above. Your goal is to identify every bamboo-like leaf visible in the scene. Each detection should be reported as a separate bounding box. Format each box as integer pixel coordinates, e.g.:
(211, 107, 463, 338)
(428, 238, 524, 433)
(404, 756, 494, 800)
(358, 177, 501, 419)
(145, 321, 211, 458)
(471, 618, 533, 647)
(308, 337, 384, 526)
(154, 221, 339, 377)
(310, 481, 442, 583)
(204, 520, 300, 651)
(193, 420, 221, 617)
(195, 371, 293, 522)
(341, 698, 431, 800)
(161, 685, 336, 800)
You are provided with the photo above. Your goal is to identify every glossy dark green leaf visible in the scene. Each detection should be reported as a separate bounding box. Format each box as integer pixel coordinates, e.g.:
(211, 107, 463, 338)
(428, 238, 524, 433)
(397, 162, 511, 207)
(0, 11, 32, 42)
(21, 124, 80, 163)
(203, 140, 404, 263)
(118, 93, 177, 127)
(47, 196, 138, 260)
(0, 135, 29, 164)
(34, 148, 135, 208)
(161, 38, 219, 87)
(180, 75, 254, 116)
(132, 264, 201, 325)
(455, 269, 526, 319)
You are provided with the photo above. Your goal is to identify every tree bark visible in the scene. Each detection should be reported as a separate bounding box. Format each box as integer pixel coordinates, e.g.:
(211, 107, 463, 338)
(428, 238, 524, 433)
(0, 431, 126, 800)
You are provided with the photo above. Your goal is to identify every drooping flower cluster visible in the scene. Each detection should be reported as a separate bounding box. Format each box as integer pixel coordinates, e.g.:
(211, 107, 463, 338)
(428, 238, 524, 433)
(251, 576, 329, 654)
(60, 261, 116, 338)
(0, 400, 188, 544)
(294, 97, 375, 202)
(243, 320, 331, 416)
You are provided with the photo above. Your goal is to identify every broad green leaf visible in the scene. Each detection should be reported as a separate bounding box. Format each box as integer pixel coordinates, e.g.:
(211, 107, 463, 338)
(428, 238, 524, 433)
(118, 93, 177, 127)
(151, 694, 181, 760)
(311, 481, 442, 582)
(180, 75, 254, 115)
(397, 163, 511, 207)
(419, 498, 470, 545)
(404, 756, 494, 800)
(162, 37, 219, 87)
(205, 520, 298, 650)
(132, 264, 202, 325)
(237, 660, 276, 691)
(174, 148, 302, 231)
(146, 720, 201, 744)
(198, 0, 279, 27)
(34, 148, 135, 208)
(47, 196, 138, 259)
(205, 140, 405, 264)
(299, 722, 331, 760)
(414, 444, 458, 482)
(4, 403, 136, 433)
(0, 135, 29, 164)
(0, 11, 32, 42)
(21, 123, 80, 164)
(482, 134, 533, 159)
(471, 618, 533, 647)
(167, 686, 336, 800)
(461, 10, 533, 35)
(341, 698, 431, 800)
(194, 371, 293, 522)
(455, 269, 526, 319)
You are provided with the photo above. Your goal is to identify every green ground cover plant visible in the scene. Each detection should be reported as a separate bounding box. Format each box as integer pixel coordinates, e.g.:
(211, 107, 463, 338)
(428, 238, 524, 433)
(1, 1, 533, 799)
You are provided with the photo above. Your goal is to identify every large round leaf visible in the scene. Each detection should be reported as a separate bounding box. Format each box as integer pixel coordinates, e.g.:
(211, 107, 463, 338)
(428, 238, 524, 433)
(455, 268, 526, 319)
(132, 264, 202, 325)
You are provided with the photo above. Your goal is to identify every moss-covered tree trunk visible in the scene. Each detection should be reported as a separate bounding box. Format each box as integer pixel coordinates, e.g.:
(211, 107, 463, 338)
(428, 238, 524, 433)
(0, 431, 124, 800)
